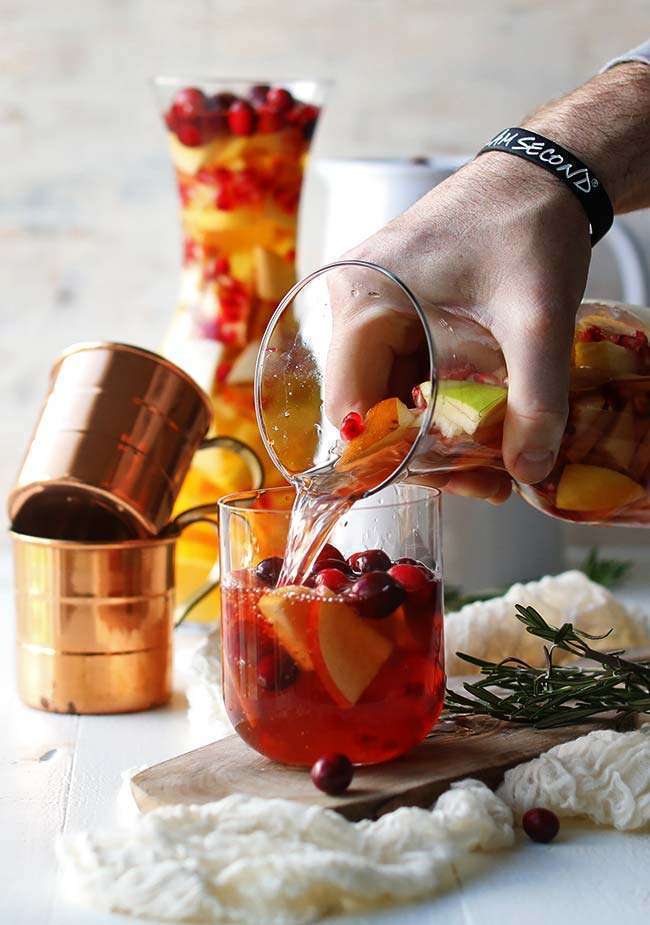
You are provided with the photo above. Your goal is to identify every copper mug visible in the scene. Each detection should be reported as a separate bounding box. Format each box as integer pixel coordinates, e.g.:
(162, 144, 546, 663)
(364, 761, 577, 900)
(7, 342, 263, 540)
(11, 503, 221, 714)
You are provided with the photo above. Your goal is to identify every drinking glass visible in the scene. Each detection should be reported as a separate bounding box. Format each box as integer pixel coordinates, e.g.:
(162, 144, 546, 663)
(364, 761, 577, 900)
(219, 484, 445, 766)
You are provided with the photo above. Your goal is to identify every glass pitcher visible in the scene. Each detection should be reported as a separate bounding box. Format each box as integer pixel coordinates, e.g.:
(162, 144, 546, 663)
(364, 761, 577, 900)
(255, 260, 650, 527)
(154, 77, 327, 619)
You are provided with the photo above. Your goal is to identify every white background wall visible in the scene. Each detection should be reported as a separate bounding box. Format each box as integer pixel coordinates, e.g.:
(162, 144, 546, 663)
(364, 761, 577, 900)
(2, 0, 649, 549)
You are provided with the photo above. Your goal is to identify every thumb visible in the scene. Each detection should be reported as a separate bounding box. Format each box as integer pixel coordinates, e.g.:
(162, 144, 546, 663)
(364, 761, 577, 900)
(498, 308, 573, 484)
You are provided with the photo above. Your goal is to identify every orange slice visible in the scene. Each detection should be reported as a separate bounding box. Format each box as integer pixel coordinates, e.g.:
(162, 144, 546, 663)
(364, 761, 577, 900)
(556, 463, 645, 513)
(338, 398, 417, 467)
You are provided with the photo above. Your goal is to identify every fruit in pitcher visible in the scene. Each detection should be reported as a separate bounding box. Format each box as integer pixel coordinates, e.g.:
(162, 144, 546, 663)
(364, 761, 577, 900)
(308, 598, 393, 707)
(573, 340, 637, 376)
(255, 556, 284, 587)
(258, 587, 314, 670)
(419, 379, 507, 439)
(555, 463, 645, 513)
(564, 392, 610, 463)
(589, 402, 636, 473)
(338, 398, 418, 466)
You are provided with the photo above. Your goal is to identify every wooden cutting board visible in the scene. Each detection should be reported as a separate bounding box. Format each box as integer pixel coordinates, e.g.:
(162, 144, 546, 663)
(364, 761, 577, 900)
(132, 711, 642, 821)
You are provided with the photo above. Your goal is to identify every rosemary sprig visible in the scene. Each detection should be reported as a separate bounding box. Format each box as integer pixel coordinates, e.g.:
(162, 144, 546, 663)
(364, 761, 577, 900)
(580, 546, 633, 589)
(444, 604, 650, 728)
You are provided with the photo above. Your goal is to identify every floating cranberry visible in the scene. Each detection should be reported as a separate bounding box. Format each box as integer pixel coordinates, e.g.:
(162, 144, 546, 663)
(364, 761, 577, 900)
(340, 411, 364, 441)
(228, 100, 256, 136)
(315, 543, 346, 565)
(266, 86, 294, 113)
(257, 651, 299, 692)
(348, 549, 391, 573)
(388, 563, 431, 594)
(288, 103, 320, 139)
(248, 83, 271, 105)
(314, 568, 350, 593)
(255, 556, 284, 587)
(522, 807, 560, 843)
(347, 571, 405, 619)
(212, 91, 237, 109)
(310, 753, 354, 795)
(394, 556, 420, 566)
(173, 87, 207, 118)
(177, 122, 203, 147)
(314, 558, 352, 575)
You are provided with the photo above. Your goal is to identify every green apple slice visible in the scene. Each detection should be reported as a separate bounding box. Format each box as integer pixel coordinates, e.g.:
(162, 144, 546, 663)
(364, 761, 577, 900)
(418, 380, 507, 439)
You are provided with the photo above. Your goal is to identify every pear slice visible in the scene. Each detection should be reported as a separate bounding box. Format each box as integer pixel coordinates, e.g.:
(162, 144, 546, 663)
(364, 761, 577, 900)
(565, 392, 610, 463)
(573, 341, 637, 377)
(419, 380, 507, 439)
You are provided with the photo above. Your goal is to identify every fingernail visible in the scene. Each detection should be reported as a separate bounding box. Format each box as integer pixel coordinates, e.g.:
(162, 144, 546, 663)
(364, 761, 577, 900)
(514, 450, 554, 484)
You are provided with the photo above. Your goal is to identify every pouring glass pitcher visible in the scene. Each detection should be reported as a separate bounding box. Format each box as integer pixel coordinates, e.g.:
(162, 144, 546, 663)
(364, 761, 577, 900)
(255, 260, 650, 527)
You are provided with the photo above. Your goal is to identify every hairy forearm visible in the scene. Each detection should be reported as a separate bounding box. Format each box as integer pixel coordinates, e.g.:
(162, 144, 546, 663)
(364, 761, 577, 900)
(524, 61, 650, 213)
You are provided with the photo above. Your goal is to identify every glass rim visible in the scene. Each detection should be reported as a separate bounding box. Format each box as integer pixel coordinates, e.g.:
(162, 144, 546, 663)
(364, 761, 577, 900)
(254, 259, 437, 498)
(218, 484, 441, 516)
(153, 75, 332, 92)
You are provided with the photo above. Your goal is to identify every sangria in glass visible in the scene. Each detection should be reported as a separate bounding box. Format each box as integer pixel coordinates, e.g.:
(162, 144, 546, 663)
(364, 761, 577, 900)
(219, 485, 445, 766)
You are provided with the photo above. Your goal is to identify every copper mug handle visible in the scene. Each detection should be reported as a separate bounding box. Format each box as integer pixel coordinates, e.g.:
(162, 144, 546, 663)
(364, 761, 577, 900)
(169, 435, 264, 628)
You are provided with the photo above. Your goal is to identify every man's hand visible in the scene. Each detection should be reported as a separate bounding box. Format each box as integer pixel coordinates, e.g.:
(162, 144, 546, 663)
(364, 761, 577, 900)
(326, 61, 650, 502)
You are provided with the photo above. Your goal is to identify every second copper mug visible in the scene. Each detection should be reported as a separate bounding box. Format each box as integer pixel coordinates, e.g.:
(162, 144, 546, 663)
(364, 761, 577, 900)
(8, 342, 263, 540)
(12, 503, 220, 714)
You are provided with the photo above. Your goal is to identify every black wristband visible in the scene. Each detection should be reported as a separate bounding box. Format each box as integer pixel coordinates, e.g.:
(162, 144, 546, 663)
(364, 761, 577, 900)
(477, 127, 614, 245)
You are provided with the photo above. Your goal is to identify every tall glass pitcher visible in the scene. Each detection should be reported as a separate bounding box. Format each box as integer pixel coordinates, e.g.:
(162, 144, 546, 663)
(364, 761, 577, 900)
(155, 78, 326, 619)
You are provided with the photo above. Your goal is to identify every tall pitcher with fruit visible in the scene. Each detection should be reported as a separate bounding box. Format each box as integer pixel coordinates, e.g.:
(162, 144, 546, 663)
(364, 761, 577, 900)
(155, 78, 325, 620)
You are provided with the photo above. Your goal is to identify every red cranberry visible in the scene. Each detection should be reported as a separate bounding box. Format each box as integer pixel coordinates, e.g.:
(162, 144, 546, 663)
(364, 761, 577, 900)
(347, 549, 391, 573)
(203, 110, 228, 139)
(248, 84, 271, 105)
(266, 86, 294, 113)
(522, 808, 560, 843)
(394, 556, 420, 566)
(177, 123, 203, 147)
(315, 543, 346, 565)
(347, 571, 405, 619)
(314, 558, 352, 575)
(310, 753, 354, 795)
(388, 563, 431, 594)
(340, 411, 364, 441)
(257, 651, 299, 692)
(411, 385, 427, 409)
(228, 100, 256, 136)
(212, 91, 237, 109)
(173, 87, 207, 118)
(257, 105, 284, 134)
(314, 568, 350, 592)
(255, 556, 284, 587)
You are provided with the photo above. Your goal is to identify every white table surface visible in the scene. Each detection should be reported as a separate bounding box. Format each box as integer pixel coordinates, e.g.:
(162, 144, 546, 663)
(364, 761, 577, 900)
(3, 545, 650, 925)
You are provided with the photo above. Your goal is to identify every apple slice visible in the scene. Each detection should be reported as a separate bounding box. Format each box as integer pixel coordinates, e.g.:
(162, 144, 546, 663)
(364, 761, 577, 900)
(338, 398, 418, 468)
(308, 598, 393, 707)
(258, 587, 314, 670)
(418, 379, 507, 439)
(253, 247, 296, 301)
(556, 463, 645, 513)
(564, 392, 610, 463)
(588, 402, 637, 473)
(573, 340, 637, 377)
